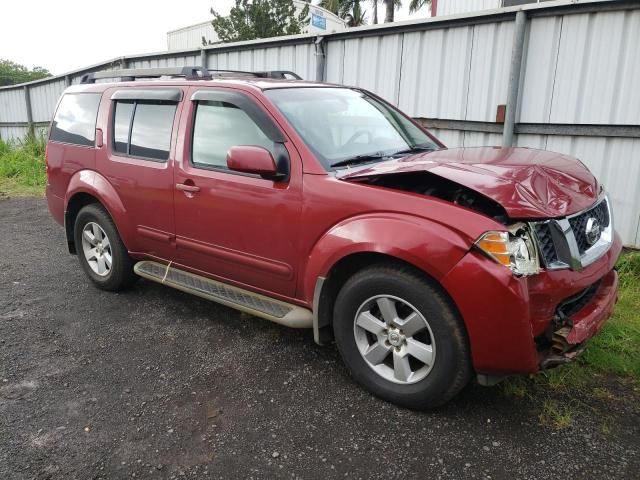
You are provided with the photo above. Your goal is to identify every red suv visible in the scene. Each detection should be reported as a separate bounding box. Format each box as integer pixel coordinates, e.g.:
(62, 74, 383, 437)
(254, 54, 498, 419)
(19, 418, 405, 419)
(45, 67, 621, 408)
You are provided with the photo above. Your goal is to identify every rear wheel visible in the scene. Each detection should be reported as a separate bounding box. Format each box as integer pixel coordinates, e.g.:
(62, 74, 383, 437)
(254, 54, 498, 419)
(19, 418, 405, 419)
(333, 263, 472, 409)
(73, 204, 137, 291)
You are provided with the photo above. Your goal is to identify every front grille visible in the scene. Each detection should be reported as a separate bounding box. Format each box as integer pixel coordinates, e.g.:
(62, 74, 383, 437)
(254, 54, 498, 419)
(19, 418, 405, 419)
(533, 223, 558, 265)
(530, 197, 611, 270)
(557, 280, 601, 318)
(568, 200, 610, 254)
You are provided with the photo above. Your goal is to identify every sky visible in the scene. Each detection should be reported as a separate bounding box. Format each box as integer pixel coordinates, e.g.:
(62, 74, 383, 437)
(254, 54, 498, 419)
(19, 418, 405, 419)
(1, 0, 430, 75)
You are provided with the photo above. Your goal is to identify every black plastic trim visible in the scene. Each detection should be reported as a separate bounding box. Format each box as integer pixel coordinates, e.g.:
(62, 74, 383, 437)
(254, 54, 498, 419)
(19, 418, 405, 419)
(111, 89, 183, 102)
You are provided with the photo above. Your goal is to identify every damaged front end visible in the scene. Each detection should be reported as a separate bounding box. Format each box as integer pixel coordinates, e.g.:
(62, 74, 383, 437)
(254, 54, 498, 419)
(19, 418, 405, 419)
(537, 269, 619, 370)
(347, 170, 510, 224)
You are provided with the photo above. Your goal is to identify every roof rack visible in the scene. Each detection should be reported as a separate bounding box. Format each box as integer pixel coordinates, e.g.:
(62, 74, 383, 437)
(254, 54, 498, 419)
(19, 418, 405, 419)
(207, 69, 302, 80)
(80, 66, 212, 84)
(79, 66, 302, 84)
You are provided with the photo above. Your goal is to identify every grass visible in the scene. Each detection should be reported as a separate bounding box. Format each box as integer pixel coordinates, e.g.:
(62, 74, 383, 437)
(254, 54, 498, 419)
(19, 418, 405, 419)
(0, 133, 47, 196)
(503, 251, 640, 429)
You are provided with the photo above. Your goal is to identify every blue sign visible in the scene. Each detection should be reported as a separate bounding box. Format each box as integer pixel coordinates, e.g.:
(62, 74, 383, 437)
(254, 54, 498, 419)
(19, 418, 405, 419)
(312, 13, 327, 30)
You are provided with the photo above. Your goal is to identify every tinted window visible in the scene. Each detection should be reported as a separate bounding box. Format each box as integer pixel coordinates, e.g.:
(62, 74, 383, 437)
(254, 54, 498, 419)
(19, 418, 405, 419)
(113, 101, 134, 154)
(112, 101, 176, 161)
(130, 103, 176, 160)
(50, 93, 101, 146)
(192, 101, 273, 169)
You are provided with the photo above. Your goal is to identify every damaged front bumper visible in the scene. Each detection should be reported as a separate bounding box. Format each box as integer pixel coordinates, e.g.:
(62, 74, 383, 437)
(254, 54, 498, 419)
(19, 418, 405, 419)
(538, 268, 618, 369)
(441, 231, 622, 377)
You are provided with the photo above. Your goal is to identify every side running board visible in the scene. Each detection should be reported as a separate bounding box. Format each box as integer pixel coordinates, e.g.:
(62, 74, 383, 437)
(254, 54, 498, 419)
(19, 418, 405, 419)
(134, 261, 312, 328)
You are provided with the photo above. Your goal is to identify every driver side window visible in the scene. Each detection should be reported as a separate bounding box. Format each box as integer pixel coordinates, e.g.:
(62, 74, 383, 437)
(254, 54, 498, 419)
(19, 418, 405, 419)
(191, 100, 274, 170)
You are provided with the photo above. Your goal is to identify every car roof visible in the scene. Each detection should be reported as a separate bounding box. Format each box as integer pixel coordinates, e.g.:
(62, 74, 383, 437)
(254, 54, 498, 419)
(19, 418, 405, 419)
(65, 77, 346, 94)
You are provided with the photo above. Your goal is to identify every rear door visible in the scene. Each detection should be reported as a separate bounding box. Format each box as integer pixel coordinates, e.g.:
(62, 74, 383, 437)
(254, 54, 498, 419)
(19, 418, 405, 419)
(172, 86, 303, 298)
(95, 87, 184, 260)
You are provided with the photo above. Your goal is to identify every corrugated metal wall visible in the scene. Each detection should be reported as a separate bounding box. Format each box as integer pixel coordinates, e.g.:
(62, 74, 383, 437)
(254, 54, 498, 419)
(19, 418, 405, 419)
(168, 22, 215, 51)
(437, 0, 502, 17)
(0, 0, 638, 246)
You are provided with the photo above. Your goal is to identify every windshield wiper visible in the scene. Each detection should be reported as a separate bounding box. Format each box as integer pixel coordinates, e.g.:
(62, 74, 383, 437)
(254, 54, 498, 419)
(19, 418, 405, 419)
(330, 152, 390, 169)
(391, 144, 437, 156)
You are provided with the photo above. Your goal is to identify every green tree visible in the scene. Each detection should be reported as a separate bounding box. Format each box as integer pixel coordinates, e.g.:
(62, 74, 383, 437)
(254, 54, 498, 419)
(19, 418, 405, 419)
(208, 0, 310, 43)
(382, 0, 401, 22)
(320, 0, 368, 26)
(0, 59, 51, 86)
(408, 0, 430, 14)
(371, 0, 378, 24)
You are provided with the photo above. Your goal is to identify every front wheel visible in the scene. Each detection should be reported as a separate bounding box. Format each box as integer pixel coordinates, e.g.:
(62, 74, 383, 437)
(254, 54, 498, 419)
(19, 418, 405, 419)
(73, 204, 138, 291)
(333, 263, 472, 409)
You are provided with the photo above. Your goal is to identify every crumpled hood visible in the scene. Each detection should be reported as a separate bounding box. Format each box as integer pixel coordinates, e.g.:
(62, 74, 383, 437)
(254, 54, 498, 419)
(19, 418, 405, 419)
(337, 147, 599, 219)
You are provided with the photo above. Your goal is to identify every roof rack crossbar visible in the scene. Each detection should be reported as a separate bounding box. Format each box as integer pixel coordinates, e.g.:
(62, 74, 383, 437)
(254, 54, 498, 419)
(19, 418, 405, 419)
(207, 69, 302, 80)
(80, 66, 212, 84)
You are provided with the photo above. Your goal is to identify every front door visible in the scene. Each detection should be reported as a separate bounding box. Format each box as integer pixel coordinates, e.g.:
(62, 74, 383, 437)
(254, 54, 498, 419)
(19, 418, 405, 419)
(172, 87, 303, 299)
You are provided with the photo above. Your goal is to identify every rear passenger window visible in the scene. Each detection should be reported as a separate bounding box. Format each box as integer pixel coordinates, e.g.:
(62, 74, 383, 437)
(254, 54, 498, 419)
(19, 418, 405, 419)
(50, 93, 101, 147)
(192, 101, 274, 169)
(112, 101, 176, 161)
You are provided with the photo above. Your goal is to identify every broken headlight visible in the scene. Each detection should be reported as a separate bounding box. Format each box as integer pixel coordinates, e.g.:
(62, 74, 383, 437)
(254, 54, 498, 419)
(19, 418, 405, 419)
(475, 224, 539, 276)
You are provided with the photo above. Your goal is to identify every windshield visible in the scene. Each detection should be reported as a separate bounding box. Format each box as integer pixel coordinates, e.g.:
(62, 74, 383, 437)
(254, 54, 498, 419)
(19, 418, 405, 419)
(264, 87, 439, 170)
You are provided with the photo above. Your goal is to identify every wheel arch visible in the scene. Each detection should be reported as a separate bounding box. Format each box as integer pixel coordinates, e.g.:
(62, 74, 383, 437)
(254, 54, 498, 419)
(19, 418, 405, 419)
(312, 249, 468, 346)
(64, 170, 131, 254)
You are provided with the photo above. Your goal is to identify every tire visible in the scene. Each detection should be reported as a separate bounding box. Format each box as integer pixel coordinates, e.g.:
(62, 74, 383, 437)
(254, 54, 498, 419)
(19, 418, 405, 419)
(333, 263, 472, 409)
(73, 203, 138, 291)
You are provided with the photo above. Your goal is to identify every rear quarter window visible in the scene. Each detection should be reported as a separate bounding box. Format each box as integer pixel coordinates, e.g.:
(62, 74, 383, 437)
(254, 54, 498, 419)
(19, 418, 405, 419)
(50, 93, 101, 147)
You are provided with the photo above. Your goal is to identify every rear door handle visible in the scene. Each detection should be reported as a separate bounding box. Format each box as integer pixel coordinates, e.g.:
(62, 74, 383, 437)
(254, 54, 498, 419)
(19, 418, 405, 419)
(176, 183, 200, 193)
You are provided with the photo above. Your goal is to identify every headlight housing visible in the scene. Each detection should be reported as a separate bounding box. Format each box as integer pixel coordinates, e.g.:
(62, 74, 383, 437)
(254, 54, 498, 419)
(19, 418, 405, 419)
(475, 223, 539, 276)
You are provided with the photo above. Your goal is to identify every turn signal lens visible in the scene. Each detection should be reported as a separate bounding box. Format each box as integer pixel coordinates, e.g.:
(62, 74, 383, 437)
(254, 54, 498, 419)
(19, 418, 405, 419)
(475, 227, 539, 276)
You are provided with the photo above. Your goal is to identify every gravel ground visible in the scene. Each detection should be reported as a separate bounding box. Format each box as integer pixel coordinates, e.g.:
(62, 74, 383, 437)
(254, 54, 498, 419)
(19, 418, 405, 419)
(1, 197, 638, 479)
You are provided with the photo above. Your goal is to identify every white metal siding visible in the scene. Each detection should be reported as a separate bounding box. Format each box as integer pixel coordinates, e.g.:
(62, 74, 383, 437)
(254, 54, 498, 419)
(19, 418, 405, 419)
(29, 79, 67, 123)
(206, 43, 316, 80)
(0, 88, 28, 123)
(437, 0, 502, 17)
(521, 9, 640, 124)
(129, 54, 200, 70)
(326, 34, 404, 102)
(168, 23, 216, 51)
(398, 26, 474, 118)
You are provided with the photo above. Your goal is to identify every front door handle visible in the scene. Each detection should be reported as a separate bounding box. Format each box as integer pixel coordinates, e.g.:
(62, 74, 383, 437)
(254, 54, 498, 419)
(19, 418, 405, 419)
(176, 183, 200, 193)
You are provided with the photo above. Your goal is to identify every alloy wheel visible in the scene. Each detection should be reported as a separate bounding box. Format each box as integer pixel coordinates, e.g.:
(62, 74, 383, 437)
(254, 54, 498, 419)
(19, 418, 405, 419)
(353, 295, 436, 384)
(81, 222, 112, 276)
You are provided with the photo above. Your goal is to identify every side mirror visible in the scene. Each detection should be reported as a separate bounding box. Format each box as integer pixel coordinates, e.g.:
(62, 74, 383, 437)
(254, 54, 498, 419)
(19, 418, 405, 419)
(226, 145, 278, 178)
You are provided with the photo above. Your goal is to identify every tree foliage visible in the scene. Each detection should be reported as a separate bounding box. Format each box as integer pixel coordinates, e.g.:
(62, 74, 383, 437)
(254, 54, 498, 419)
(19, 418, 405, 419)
(208, 0, 310, 43)
(0, 59, 51, 86)
(382, 0, 401, 23)
(408, 0, 430, 14)
(320, 0, 368, 26)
